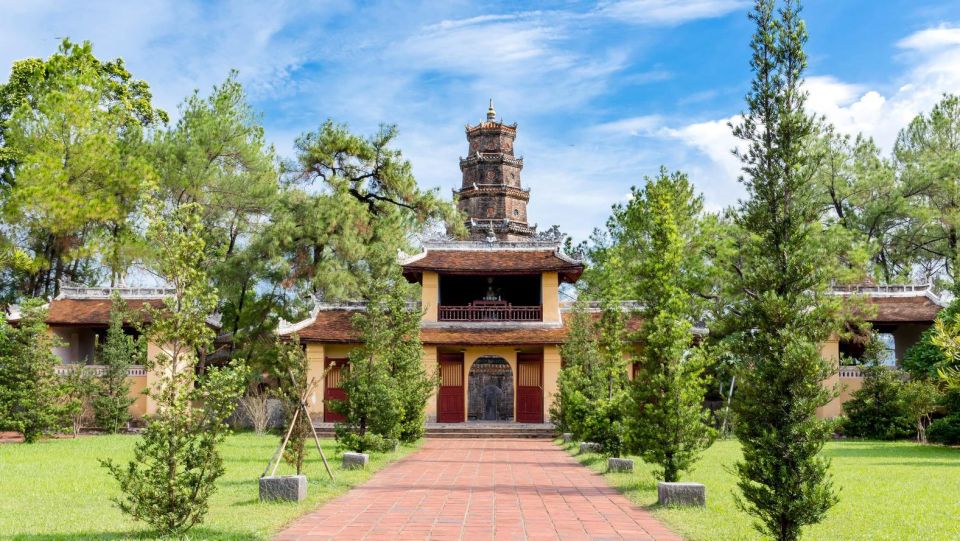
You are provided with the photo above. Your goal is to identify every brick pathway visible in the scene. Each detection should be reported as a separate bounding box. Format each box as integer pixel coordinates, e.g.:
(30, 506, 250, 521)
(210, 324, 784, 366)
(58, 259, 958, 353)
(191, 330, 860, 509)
(274, 438, 681, 541)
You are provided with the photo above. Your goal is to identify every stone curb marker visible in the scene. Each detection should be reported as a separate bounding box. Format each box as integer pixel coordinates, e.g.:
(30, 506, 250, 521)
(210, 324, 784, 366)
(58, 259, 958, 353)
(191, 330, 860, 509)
(259, 475, 307, 502)
(658, 481, 706, 507)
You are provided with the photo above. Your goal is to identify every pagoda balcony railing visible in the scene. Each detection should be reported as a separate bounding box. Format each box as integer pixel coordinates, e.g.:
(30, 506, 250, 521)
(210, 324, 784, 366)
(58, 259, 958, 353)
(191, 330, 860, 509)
(438, 301, 542, 322)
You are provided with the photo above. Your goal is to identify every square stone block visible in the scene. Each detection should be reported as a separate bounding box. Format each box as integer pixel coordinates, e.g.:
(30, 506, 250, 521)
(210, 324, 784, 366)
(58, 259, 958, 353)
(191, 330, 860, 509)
(343, 452, 370, 470)
(562, 433, 574, 443)
(259, 475, 307, 502)
(657, 482, 706, 507)
(607, 457, 634, 473)
(579, 442, 602, 454)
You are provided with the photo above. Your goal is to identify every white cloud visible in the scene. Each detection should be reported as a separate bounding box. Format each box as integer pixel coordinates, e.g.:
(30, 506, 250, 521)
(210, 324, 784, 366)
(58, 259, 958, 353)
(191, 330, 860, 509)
(801, 25, 960, 150)
(593, 115, 664, 135)
(599, 0, 749, 25)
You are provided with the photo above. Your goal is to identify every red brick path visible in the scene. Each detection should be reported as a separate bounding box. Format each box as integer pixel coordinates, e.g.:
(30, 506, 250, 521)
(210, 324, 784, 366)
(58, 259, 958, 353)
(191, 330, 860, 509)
(274, 439, 681, 541)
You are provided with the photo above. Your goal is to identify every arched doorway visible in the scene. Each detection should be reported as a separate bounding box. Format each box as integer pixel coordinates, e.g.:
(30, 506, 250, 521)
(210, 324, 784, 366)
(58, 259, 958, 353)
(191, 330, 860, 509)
(467, 356, 513, 421)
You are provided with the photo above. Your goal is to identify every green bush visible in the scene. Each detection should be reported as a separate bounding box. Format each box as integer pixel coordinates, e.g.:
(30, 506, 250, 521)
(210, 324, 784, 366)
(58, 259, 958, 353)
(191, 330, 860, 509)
(580, 394, 628, 457)
(842, 363, 912, 440)
(927, 417, 960, 444)
(901, 327, 951, 380)
(928, 386, 960, 445)
(334, 430, 397, 454)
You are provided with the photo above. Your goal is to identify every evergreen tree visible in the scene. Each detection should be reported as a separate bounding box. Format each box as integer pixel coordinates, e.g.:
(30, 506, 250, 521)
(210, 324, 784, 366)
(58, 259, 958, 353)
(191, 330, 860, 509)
(332, 273, 431, 451)
(0, 298, 63, 442)
(378, 277, 434, 443)
(621, 170, 716, 482)
(273, 336, 311, 475)
(894, 94, 960, 283)
(552, 299, 601, 437)
(93, 293, 144, 433)
(842, 335, 912, 440)
(727, 2, 841, 539)
(60, 365, 97, 437)
(102, 203, 246, 536)
(151, 74, 281, 369)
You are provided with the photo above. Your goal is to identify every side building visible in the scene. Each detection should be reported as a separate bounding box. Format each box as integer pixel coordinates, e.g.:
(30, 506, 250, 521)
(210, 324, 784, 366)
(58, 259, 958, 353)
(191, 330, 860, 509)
(4, 284, 222, 420)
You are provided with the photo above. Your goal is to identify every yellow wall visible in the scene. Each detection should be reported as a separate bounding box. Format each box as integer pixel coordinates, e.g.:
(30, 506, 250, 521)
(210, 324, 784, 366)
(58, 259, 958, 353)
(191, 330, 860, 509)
(422, 272, 439, 322)
(541, 272, 560, 323)
(128, 375, 148, 418)
(423, 346, 438, 421)
(816, 335, 844, 418)
(303, 343, 357, 421)
(543, 345, 561, 422)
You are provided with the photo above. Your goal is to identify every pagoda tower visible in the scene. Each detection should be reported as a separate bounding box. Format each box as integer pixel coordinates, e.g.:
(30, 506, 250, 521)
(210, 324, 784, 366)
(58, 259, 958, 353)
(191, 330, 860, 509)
(455, 100, 536, 241)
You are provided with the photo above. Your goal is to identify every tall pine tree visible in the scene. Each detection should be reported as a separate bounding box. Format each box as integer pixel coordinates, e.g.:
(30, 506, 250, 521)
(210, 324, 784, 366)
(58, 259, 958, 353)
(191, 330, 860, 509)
(728, 1, 841, 539)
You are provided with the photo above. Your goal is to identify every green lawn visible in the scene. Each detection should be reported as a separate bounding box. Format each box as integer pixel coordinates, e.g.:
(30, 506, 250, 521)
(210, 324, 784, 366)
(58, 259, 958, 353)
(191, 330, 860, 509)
(0, 432, 418, 540)
(564, 439, 960, 541)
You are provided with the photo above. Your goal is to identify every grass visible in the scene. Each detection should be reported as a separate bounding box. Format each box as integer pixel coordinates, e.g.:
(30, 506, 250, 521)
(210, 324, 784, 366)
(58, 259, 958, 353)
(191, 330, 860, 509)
(563, 438, 960, 541)
(0, 432, 419, 540)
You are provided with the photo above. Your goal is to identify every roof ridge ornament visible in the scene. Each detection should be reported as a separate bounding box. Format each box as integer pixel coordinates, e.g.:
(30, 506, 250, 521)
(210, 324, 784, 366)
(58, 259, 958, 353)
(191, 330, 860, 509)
(487, 98, 496, 122)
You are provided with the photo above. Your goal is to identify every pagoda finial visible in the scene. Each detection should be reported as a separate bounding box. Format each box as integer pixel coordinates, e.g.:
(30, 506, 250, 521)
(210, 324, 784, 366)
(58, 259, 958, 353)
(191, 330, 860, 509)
(486, 98, 496, 122)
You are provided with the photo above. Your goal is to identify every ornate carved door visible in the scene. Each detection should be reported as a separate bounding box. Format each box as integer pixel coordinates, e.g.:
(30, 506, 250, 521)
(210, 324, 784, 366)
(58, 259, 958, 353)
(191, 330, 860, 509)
(323, 358, 348, 423)
(437, 353, 465, 423)
(516, 352, 543, 423)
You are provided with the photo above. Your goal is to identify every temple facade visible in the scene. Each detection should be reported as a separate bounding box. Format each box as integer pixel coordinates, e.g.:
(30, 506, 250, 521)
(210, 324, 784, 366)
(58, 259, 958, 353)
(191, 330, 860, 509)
(282, 103, 583, 423)
(280, 104, 948, 426)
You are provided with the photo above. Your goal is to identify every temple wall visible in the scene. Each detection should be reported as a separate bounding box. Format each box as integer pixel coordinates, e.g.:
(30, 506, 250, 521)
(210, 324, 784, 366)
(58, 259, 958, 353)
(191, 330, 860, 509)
(543, 345, 561, 422)
(816, 335, 843, 418)
(541, 272, 560, 323)
(422, 272, 439, 322)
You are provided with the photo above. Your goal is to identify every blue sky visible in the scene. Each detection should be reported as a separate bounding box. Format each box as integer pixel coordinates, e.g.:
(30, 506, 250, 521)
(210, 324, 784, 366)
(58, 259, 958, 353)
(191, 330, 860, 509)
(2, 0, 959, 241)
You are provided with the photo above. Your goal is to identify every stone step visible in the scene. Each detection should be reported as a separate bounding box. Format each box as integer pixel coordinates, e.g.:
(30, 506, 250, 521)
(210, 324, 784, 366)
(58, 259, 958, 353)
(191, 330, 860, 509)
(312, 423, 556, 439)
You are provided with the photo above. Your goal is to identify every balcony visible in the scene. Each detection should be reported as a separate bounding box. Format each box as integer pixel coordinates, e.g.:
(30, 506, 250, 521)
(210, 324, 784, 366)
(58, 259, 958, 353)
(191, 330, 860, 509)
(55, 364, 148, 377)
(438, 301, 542, 322)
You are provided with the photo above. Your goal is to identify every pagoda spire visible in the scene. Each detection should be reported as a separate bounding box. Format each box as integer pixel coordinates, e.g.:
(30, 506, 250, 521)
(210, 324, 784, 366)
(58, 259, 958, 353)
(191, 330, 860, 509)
(456, 104, 535, 241)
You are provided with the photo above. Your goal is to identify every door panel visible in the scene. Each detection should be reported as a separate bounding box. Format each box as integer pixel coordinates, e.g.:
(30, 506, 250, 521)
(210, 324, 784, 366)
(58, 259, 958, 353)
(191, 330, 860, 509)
(323, 358, 348, 423)
(437, 353, 465, 423)
(516, 352, 543, 423)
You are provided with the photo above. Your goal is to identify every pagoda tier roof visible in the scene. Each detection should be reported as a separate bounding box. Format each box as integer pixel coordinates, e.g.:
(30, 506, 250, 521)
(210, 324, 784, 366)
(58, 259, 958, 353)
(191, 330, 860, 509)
(400, 240, 584, 283)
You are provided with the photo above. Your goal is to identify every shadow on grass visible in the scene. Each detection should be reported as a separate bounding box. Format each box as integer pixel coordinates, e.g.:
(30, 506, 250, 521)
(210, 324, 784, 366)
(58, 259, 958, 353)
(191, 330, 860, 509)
(11, 527, 260, 541)
(823, 441, 960, 459)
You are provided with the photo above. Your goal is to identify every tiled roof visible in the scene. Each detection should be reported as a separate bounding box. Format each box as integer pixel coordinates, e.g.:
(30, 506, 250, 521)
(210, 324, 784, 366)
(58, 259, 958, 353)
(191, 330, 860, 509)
(44, 298, 163, 326)
(401, 247, 583, 283)
(831, 285, 945, 323)
(420, 325, 568, 345)
(282, 309, 361, 342)
(859, 295, 943, 323)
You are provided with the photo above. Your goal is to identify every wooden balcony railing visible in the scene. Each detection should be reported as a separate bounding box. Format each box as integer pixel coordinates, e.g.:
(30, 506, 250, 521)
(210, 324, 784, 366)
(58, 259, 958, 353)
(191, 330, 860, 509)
(438, 302, 542, 322)
(55, 364, 148, 377)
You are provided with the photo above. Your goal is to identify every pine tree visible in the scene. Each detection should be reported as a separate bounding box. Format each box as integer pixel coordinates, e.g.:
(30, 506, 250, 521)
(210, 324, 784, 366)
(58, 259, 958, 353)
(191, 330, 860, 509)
(273, 336, 311, 474)
(727, 1, 840, 539)
(60, 365, 97, 437)
(102, 203, 247, 536)
(622, 170, 716, 483)
(0, 298, 63, 442)
(93, 293, 143, 433)
(332, 273, 432, 451)
(553, 299, 601, 437)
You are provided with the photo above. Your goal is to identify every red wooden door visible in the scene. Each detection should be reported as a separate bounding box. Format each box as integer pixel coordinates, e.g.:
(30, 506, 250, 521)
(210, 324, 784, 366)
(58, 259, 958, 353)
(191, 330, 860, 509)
(437, 353, 465, 423)
(516, 353, 544, 423)
(323, 358, 348, 423)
